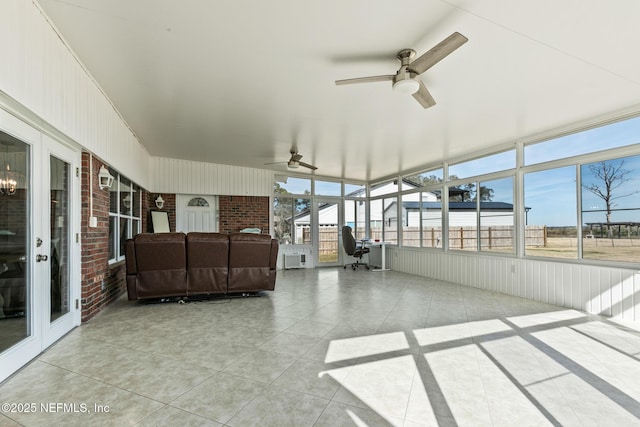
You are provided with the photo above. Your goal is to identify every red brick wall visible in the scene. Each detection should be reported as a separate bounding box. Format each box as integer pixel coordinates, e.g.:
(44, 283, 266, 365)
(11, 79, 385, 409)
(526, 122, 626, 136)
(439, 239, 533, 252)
(219, 196, 270, 234)
(80, 185, 268, 321)
(145, 193, 175, 232)
(80, 153, 150, 322)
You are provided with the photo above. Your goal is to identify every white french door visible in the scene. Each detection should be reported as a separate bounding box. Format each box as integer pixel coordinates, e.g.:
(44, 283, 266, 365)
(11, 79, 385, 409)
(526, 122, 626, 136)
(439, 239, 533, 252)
(0, 111, 80, 382)
(40, 135, 80, 348)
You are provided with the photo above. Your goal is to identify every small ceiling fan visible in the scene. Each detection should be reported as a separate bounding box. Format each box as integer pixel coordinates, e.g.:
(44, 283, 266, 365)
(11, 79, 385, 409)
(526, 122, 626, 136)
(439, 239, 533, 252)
(265, 149, 317, 170)
(335, 32, 468, 109)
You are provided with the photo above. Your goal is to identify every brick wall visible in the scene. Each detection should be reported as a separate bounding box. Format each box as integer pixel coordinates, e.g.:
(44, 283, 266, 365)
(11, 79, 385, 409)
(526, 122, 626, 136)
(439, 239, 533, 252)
(80, 153, 151, 322)
(80, 187, 268, 321)
(219, 196, 270, 234)
(145, 193, 175, 232)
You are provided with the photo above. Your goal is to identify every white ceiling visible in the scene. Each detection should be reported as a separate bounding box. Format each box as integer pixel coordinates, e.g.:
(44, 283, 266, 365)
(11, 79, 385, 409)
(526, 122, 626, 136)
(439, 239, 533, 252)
(37, 0, 640, 182)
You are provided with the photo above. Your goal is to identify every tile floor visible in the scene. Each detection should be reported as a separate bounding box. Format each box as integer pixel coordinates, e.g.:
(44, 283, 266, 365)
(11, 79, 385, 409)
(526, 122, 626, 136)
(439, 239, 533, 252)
(1, 268, 640, 426)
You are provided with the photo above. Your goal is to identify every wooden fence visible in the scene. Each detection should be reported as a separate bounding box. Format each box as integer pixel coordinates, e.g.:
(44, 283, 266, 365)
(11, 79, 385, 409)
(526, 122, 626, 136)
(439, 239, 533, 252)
(316, 225, 547, 254)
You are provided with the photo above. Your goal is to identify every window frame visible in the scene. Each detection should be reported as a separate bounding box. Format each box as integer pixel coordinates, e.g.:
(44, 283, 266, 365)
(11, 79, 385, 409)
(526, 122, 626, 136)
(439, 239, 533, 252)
(108, 171, 142, 264)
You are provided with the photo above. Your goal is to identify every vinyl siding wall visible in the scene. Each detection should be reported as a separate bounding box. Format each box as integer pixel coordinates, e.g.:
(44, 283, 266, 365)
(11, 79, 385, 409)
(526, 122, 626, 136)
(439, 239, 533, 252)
(387, 247, 640, 322)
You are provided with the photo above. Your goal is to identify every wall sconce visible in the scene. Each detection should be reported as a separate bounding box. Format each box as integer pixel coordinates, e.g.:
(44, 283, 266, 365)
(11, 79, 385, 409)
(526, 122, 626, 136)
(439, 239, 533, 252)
(98, 166, 114, 190)
(155, 195, 164, 209)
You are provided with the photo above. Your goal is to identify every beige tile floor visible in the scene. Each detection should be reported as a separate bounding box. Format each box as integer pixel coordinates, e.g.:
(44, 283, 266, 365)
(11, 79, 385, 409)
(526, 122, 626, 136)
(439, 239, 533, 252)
(1, 268, 640, 426)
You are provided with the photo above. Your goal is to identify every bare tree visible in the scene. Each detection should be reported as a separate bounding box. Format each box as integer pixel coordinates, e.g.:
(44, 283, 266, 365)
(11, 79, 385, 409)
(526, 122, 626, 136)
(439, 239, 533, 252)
(583, 160, 639, 224)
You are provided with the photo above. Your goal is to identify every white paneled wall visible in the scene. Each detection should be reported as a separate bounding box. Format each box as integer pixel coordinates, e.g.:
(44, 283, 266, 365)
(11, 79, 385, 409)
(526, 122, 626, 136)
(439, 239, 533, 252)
(0, 0, 151, 188)
(388, 247, 640, 322)
(151, 157, 274, 196)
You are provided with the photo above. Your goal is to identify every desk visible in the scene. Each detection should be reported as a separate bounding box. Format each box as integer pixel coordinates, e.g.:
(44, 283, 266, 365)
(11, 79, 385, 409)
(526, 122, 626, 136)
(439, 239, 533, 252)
(366, 241, 390, 271)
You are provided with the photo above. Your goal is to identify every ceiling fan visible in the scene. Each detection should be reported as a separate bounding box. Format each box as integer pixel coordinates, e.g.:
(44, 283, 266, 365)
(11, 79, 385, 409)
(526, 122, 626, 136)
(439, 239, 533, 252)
(335, 32, 468, 109)
(265, 149, 317, 170)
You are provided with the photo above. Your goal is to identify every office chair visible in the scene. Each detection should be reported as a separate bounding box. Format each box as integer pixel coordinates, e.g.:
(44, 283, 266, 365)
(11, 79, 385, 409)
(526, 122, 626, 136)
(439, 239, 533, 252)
(342, 226, 369, 270)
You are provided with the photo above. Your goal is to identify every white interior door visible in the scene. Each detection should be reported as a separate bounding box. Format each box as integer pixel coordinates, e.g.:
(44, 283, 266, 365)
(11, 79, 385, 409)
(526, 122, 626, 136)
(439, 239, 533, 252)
(0, 111, 80, 382)
(176, 194, 218, 233)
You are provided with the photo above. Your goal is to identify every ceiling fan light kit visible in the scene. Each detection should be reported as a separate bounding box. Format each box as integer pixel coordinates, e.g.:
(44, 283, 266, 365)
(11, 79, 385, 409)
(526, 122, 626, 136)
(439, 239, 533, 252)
(393, 78, 420, 95)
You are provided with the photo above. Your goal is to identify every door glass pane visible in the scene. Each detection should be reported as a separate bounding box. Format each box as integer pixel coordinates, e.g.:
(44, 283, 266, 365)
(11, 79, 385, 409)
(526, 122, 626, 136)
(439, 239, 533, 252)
(294, 198, 311, 244)
(0, 135, 29, 353)
(50, 156, 70, 322)
(317, 201, 338, 263)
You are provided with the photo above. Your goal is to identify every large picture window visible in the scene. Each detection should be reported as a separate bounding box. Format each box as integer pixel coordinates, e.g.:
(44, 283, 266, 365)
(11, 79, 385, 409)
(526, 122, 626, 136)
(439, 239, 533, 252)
(581, 155, 640, 263)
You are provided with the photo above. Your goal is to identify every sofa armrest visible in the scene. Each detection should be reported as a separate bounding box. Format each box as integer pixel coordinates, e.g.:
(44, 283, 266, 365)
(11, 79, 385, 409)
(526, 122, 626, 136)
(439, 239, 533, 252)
(269, 239, 279, 270)
(125, 239, 136, 275)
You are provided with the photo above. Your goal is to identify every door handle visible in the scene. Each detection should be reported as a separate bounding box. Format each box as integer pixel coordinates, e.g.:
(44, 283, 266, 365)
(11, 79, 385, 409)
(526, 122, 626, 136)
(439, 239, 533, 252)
(36, 254, 48, 262)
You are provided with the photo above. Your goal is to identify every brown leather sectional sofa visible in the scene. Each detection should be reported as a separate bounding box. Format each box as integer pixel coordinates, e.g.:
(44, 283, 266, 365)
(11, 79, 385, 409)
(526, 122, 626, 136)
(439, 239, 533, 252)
(125, 232, 279, 301)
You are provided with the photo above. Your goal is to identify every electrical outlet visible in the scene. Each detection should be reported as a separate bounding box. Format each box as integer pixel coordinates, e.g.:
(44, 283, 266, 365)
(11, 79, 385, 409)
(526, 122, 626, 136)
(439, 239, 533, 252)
(89, 216, 98, 228)
(510, 264, 516, 273)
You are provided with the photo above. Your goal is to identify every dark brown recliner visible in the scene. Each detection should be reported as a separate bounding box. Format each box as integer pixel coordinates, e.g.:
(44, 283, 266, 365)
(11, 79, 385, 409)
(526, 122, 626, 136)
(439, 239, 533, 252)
(126, 233, 187, 300)
(186, 232, 229, 295)
(126, 232, 279, 301)
(228, 233, 274, 293)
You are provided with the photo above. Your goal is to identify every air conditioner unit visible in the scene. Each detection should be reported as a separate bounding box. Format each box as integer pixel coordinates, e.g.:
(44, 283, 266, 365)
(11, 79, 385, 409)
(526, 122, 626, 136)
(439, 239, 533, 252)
(284, 253, 306, 269)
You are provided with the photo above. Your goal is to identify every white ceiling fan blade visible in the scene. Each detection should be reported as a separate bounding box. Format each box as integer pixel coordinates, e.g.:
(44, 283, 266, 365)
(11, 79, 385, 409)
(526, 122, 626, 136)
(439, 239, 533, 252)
(335, 75, 394, 85)
(412, 80, 436, 109)
(409, 32, 468, 75)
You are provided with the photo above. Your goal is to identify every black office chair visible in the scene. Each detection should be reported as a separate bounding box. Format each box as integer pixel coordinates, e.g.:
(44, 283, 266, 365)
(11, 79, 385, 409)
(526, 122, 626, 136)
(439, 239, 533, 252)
(342, 226, 369, 270)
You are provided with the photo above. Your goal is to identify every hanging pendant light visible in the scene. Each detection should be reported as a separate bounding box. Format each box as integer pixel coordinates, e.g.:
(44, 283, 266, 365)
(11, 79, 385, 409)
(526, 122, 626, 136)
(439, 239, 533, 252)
(0, 142, 18, 196)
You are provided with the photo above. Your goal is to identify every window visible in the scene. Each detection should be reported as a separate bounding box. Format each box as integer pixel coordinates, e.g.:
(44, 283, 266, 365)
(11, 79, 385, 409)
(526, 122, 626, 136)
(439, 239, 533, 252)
(581, 155, 640, 263)
(187, 197, 209, 207)
(315, 180, 341, 196)
(383, 196, 398, 244)
(370, 179, 399, 197)
(402, 168, 444, 190)
(448, 182, 478, 251)
(370, 199, 382, 241)
(449, 150, 515, 180)
(344, 183, 366, 197)
(344, 199, 366, 240)
(274, 175, 311, 195)
(109, 170, 141, 262)
(273, 196, 311, 244)
(524, 167, 577, 259)
(401, 193, 420, 247)
(525, 116, 640, 165)
(421, 193, 443, 248)
(479, 177, 514, 253)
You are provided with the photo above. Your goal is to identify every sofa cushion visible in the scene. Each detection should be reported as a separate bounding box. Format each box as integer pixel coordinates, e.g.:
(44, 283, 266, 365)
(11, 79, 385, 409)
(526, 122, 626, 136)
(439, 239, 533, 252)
(186, 232, 229, 294)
